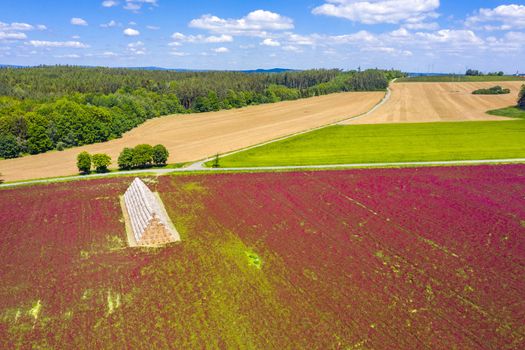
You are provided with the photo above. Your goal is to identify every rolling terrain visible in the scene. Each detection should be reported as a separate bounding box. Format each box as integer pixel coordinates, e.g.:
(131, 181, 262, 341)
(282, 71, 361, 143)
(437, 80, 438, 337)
(0, 91, 383, 182)
(343, 81, 524, 125)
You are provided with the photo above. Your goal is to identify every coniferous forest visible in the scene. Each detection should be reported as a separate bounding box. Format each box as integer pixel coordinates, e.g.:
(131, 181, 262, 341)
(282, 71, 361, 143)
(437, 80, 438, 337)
(0, 66, 404, 158)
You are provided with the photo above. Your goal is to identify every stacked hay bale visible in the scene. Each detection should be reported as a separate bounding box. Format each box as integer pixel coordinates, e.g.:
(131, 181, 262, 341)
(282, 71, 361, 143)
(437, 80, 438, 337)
(123, 178, 179, 246)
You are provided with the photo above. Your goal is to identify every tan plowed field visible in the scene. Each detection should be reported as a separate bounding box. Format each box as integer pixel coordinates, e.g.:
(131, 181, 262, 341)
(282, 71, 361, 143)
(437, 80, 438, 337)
(0, 91, 383, 182)
(343, 81, 524, 125)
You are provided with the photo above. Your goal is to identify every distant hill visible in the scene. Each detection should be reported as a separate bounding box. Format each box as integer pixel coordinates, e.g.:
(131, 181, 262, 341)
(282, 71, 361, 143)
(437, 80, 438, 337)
(0, 64, 298, 73)
(0, 64, 26, 69)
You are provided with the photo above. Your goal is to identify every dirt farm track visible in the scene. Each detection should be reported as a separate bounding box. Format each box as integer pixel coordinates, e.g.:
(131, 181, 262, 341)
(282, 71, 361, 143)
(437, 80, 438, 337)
(344, 81, 524, 124)
(0, 92, 383, 182)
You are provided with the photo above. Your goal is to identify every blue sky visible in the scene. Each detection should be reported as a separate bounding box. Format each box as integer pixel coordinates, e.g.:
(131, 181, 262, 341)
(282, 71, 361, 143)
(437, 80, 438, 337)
(0, 0, 524, 73)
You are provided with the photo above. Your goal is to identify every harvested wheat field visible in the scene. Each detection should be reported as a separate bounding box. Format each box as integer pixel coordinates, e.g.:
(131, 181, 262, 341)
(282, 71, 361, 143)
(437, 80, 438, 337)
(344, 81, 524, 125)
(0, 92, 382, 182)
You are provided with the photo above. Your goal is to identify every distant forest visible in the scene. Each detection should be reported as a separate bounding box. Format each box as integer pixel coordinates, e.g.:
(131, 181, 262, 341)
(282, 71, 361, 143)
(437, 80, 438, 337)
(0, 66, 404, 158)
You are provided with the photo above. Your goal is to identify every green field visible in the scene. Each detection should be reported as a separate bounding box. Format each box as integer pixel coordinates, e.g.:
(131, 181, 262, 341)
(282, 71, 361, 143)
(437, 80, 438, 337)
(487, 106, 525, 119)
(210, 121, 525, 168)
(397, 75, 525, 83)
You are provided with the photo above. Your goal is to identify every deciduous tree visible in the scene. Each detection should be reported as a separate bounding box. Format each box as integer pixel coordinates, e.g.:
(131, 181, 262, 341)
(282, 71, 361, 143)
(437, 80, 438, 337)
(76, 151, 92, 174)
(152, 144, 169, 166)
(118, 148, 134, 170)
(92, 153, 111, 173)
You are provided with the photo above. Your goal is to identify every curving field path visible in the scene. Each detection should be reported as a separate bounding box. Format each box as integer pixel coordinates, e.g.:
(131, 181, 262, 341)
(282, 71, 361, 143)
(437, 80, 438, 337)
(0, 91, 383, 182)
(343, 81, 524, 125)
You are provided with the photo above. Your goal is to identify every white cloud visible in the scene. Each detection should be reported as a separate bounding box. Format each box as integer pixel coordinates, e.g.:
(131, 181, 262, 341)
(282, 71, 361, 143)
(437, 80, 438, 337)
(54, 54, 81, 58)
(0, 31, 27, 40)
(282, 45, 302, 52)
(102, 0, 119, 7)
(127, 41, 146, 55)
(0, 22, 34, 31)
(415, 29, 483, 45)
(170, 50, 189, 56)
(261, 38, 280, 47)
(71, 18, 88, 26)
(312, 0, 440, 25)
(101, 51, 118, 57)
(170, 32, 233, 44)
(189, 10, 294, 36)
(124, 0, 158, 12)
(101, 20, 118, 28)
(213, 47, 229, 53)
(146, 25, 160, 30)
(466, 4, 525, 30)
(27, 40, 90, 48)
(37, 24, 47, 31)
(123, 28, 140, 36)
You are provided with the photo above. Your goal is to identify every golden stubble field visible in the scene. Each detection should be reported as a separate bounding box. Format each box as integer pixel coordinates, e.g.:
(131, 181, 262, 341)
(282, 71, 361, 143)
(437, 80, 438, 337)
(0, 92, 383, 182)
(343, 81, 524, 125)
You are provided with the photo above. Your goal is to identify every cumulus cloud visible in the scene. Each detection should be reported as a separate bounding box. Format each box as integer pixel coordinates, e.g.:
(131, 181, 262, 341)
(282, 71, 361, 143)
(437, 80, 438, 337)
(71, 18, 88, 26)
(102, 0, 119, 7)
(189, 10, 294, 36)
(213, 47, 229, 53)
(170, 32, 233, 44)
(127, 41, 146, 54)
(0, 22, 34, 31)
(27, 40, 90, 48)
(123, 28, 140, 36)
(54, 54, 81, 58)
(124, 0, 158, 12)
(261, 38, 280, 47)
(415, 29, 483, 45)
(101, 20, 118, 28)
(466, 4, 525, 30)
(0, 31, 27, 40)
(312, 0, 440, 25)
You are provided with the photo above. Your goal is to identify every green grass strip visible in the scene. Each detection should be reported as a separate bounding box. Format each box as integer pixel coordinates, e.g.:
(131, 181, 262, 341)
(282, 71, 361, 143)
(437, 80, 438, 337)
(212, 121, 525, 168)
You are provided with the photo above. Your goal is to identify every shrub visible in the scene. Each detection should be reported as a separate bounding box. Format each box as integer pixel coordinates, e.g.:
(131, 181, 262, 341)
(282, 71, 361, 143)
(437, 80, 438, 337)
(118, 148, 135, 170)
(76, 151, 92, 174)
(152, 144, 169, 166)
(56, 141, 65, 151)
(0, 134, 21, 159)
(0, 173, 3, 184)
(132, 144, 153, 168)
(519, 85, 525, 109)
(472, 86, 510, 95)
(92, 153, 111, 173)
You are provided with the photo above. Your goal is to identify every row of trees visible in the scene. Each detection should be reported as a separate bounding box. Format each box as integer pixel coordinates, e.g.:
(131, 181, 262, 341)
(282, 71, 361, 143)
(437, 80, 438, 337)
(76, 152, 112, 174)
(1, 66, 404, 159)
(118, 144, 169, 170)
(76, 144, 169, 174)
(466, 69, 505, 76)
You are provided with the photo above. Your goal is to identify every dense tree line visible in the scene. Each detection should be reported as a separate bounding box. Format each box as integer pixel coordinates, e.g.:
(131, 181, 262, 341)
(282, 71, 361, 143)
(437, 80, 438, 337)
(0, 66, 404, 159)
(466, 69, 504, 76)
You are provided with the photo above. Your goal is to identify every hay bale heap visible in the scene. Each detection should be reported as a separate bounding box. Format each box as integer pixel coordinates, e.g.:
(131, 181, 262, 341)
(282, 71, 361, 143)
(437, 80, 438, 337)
(123, 178, 180, 246)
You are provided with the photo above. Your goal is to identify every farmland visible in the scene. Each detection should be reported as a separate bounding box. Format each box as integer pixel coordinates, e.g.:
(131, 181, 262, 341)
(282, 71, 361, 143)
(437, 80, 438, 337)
(343, 81, 524, 125)
(212, 121, 525, 168)
(0, 165, 524, 349)
(397, 75, 525, 82)
(0, 91, 383, 182)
